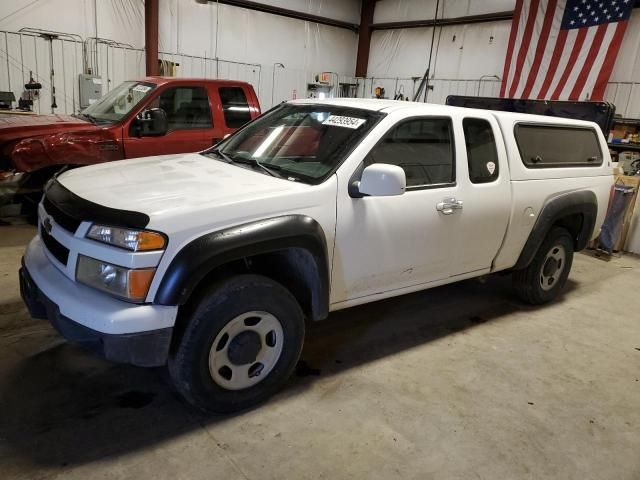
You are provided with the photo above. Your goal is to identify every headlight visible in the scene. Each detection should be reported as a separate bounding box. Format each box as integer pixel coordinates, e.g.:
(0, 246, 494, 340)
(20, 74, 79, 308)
(76, 255, 155, 302)
(86, 225, 166, 251)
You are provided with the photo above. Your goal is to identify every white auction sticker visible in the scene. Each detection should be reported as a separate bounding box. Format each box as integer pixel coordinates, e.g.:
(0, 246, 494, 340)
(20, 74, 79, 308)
(132, 84, 152, 93)
(322, 115, 366, 129)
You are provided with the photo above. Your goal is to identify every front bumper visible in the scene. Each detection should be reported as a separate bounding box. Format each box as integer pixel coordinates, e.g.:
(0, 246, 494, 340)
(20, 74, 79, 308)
(20, 236, 177, 367)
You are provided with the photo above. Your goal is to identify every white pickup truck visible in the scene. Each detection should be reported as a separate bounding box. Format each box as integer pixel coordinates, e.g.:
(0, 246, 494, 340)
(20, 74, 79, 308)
(20, 99, 613, 412)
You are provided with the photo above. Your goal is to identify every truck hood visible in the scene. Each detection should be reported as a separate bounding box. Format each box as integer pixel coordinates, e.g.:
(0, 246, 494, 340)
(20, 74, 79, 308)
(0, 113, 94, 143)
(56, 153, 309, 223)
(0, 113, 101, 171)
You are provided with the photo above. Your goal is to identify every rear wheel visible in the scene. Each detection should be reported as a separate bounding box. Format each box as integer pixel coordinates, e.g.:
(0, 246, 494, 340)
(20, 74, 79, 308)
(168, 274, 305, 413)
(513, 227, 574, 305)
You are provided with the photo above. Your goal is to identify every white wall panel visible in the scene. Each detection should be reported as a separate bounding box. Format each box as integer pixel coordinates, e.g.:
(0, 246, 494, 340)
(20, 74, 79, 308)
(0, 0, 144, 47)
(368, 21, 510, 79)
(373, 0, 516, 24)
(161, 1, 357, 72)
(257, 0, 361, 24)
(160, 0, 358, 107)
(1, 0, 359, 112)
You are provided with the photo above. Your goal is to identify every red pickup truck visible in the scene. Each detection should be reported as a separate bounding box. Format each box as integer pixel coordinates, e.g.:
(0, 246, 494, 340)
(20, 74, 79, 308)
(0, 77, 261, 208)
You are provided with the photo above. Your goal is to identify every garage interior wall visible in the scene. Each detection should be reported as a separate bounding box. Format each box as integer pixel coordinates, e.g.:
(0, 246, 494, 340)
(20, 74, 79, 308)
(369, 0, 640, 117)
(0, 0, 359, 113)
(1, 0, 640, 116)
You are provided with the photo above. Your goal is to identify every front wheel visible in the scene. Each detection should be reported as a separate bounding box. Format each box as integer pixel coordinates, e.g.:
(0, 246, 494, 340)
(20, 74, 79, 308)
(168, 274, 305, 413)
(513, 227, 574, 305)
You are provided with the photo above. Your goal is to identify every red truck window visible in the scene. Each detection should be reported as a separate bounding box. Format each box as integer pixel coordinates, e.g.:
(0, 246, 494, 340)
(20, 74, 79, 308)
(151, 86, 213, 131)
(219, 87, 252, 128)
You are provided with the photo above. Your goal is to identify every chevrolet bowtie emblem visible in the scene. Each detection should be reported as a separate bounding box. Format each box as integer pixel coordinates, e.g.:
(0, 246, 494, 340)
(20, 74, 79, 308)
(43, 216, 53, 234)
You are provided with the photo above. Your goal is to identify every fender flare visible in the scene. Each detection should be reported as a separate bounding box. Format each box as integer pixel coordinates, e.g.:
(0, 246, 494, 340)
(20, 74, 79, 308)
(514, 190, 598, 270)
(154, 215, 330, 320)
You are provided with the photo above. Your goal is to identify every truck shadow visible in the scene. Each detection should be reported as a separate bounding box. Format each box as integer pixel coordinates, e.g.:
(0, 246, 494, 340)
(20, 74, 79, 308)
(0, 275, 579, 469)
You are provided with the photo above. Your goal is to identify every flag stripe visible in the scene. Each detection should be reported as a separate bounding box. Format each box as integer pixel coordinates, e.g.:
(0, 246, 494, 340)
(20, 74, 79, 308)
(568, 24, 608, 99)
(530, 0, 567, 98)
(592, 20, 628, 99)
(572, 23, 615, 99)
(513, 0, 548, 98)
(500, 0, 524, 97)
(580, 22, 617, 99)
(508, 0, 541, 98)
(505, 0, 532, 96)
(558, 25, 599, 100)
(544, 30, 578, 99)
(551, 27, 588, 100)
(520, 0, 558, 98)
(502, 0, 527, 97)
(536, 28, 569, 99)
(546, 28, 578, 98)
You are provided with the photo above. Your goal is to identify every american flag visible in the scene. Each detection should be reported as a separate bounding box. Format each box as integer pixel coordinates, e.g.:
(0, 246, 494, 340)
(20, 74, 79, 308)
(500, 0, 634, 101)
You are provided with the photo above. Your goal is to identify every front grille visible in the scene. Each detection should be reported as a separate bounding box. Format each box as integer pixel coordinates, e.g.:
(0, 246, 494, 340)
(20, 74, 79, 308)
(42, 195, 81, 233)
(40, 224, 69, 266)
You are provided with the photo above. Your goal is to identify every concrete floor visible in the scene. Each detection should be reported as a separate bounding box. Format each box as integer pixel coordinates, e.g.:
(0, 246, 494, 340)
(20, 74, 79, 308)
(0, 225, 638, 480)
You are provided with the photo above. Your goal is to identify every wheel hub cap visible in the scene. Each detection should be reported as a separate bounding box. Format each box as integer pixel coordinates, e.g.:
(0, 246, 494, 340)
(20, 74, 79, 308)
(540, 245, 566, 291)
(543, 257, 559, 277)
(227, 331, 262, 365)
(208, 311, 284, 391)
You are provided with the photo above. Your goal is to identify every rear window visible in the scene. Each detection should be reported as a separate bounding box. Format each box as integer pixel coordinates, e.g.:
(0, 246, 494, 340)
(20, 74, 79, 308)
(463, 118, 499, 183)
(219, 87, 252, 128)
(514, 124, 602, 168)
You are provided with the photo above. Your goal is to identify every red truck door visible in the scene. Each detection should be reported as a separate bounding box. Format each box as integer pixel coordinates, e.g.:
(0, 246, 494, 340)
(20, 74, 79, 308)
(122, 84, 218, 158)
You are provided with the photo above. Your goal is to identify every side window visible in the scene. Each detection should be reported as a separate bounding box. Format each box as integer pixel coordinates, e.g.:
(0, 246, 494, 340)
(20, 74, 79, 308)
(514, 124, 602, 168)
(151, 86, 212, 130)
(364, 117, 454, 188)
(219, 87, 252, 128)
(463, 118, 499, 183)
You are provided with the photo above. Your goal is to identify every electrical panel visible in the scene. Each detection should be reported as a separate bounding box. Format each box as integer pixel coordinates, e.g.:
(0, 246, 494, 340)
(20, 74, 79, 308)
(78, 74, 103, 109)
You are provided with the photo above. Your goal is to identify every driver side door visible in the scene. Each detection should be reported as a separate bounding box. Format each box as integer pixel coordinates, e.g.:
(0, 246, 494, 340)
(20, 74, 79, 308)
(122, 85, 214, 158)
(331, 116, 460, 306)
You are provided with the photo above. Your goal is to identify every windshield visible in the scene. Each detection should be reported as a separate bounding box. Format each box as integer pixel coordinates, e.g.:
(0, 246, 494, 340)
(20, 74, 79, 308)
(81, 81, 156, 123)
(210, 104, 385, 184)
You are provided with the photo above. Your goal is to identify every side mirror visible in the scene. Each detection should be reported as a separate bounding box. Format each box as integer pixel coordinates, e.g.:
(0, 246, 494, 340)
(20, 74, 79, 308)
(135, 108, 168, 137)
(355, 164, 406, 197)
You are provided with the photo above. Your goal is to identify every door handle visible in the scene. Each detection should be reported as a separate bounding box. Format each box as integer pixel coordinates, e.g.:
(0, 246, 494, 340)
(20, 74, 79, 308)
(436, 197, 463, 215)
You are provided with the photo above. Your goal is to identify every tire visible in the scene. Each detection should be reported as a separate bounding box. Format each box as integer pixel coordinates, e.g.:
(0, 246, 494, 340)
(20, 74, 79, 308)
(513, 227, 574, 305)
(168, 274, 305, 413)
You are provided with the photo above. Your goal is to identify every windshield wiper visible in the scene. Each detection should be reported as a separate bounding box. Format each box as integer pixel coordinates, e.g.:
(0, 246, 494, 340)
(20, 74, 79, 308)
(207, 148, 284, 178)
(207, 147, 233, 163)
(230, 157, 284, 178)
(74, 112, 97, 123)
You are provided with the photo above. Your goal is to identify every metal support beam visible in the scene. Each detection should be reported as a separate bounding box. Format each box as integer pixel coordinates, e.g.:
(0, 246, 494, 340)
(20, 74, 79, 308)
(355, 0, 376, 78)
(145, 0, 159, 76)
(209, 0, 358, 31)
(372, 11, 515, 31)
